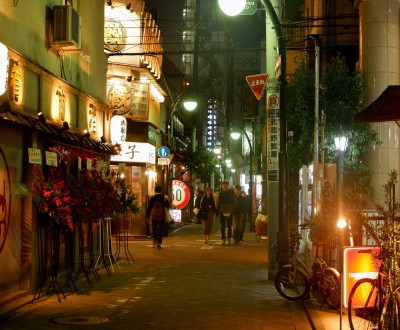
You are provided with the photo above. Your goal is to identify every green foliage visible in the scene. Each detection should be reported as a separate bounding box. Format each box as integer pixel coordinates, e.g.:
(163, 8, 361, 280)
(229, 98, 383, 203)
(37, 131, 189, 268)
(181, 146, 221, 185)
(113, 177, 140, 215)
(287, 54, 380, 226)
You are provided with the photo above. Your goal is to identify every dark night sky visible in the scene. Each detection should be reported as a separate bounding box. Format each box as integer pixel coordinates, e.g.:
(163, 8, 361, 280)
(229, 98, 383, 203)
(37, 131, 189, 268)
(145, 0, 265, 50)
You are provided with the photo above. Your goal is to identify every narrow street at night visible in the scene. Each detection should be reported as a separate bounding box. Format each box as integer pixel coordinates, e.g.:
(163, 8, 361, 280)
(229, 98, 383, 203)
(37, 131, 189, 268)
(0, 222, 325, 330)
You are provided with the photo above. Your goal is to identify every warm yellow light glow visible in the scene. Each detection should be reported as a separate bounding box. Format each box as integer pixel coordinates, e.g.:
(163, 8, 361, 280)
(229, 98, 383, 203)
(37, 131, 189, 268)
(337, 218, 347, 229)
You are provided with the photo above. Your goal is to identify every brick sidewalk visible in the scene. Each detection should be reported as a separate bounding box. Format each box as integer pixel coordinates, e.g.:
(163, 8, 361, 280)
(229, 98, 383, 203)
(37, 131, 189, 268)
(0, 222, 327, 329)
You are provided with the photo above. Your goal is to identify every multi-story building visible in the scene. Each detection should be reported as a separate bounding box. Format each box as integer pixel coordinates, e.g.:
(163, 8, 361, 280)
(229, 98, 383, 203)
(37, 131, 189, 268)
(0, 0, 169, 296)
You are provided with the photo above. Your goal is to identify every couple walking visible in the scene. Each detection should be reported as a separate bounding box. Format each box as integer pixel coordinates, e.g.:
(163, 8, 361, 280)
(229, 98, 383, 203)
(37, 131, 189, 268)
(196, 181, 247, 245)
(217, 181, 246, 244)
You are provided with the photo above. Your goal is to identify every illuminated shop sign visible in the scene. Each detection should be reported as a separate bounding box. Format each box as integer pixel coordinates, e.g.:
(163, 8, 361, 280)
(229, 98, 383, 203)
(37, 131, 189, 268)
(0, 43, 8, 96)
(107, 81, 149, 119)
(110, 115, 127, 143)
(111, 141, 155, 164)
(343, 246, 381, 308)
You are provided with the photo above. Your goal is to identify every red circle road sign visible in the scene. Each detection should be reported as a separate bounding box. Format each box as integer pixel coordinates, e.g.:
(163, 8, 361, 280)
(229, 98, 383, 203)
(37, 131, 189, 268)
(172, 180, 190, 209)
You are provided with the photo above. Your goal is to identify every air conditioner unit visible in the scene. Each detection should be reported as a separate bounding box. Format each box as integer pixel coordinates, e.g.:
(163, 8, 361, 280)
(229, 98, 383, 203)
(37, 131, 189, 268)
(51, 5, 81, 52)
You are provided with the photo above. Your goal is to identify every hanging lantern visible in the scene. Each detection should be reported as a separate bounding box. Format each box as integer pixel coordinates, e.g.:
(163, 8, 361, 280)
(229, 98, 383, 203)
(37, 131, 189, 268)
(110, 115, 127, 143)
(0, 43, 9, 96)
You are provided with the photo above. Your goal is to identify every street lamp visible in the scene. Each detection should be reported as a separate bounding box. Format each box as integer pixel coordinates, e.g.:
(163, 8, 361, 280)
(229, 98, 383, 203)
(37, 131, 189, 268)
(231, 128, 253, 219)
(165, 92, 198, 138)
(218, 0, 246, 16)
(219, 0, 288, 264)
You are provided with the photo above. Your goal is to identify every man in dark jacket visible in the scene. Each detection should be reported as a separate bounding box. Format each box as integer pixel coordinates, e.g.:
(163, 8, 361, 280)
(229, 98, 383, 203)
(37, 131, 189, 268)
(216, 181, 235, 244)
(146, 185, 169, 249)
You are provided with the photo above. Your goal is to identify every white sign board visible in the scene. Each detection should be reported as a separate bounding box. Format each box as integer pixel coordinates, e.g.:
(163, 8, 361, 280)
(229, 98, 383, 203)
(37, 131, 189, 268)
(111, 142, 156, 164)
(87, 158, 92, 170)
(157, 158, 170, 166)
(45, 151, 58, 167)
(28, 148, 42, 165)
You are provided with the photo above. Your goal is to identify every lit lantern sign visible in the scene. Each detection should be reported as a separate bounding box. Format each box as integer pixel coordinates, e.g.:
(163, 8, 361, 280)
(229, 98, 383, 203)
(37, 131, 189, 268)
(343, 246, 381, 308)
(110, 115, 127, 143)
(0, 43, 9, 96)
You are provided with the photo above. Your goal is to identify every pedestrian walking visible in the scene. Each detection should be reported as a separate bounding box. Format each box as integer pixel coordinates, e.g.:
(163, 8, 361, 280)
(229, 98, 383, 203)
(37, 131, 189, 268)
(194, 189, 203, 224)
(146, 185, 169, 249)
(233, 185, 246, 244)
(240, 190, 251, 238)
(199, 187, 217, 244)
(216, 181, 235, 244)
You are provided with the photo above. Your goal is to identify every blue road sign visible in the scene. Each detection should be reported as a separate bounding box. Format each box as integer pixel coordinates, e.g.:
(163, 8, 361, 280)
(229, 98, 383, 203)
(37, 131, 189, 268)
(158, 146, 170, 158)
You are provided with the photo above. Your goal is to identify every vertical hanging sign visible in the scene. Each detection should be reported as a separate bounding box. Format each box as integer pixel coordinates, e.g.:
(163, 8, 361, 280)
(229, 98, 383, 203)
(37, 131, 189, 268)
(267, 93, 279, 182)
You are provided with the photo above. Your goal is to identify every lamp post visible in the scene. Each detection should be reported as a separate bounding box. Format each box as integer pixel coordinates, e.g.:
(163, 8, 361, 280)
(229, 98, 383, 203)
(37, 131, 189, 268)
(219, 0, 288, 263)
(163, 91, 197, 196)
(165, 91, 197, 139)
(336, 217, 347, 330)
(335, 134, 347, 330)
(231, 128, 253, 219)
(334, 135, 348, 206)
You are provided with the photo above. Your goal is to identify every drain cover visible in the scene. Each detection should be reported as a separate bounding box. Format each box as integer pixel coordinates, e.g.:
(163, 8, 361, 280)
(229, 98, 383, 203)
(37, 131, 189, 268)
(51, 315, 109, 325)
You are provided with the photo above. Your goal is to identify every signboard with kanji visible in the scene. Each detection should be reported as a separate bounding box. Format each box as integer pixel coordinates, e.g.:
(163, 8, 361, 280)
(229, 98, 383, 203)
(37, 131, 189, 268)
(246, 74, 268, 100)
(239, 1, 258, 15)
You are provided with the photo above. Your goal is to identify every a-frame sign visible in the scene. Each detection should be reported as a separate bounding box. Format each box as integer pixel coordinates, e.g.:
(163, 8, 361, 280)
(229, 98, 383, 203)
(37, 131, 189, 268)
(246, 74, 269, 100)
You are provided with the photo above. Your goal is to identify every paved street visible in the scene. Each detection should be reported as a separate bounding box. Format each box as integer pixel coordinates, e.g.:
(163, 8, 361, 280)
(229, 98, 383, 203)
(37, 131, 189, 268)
(0, 221, 332, 330)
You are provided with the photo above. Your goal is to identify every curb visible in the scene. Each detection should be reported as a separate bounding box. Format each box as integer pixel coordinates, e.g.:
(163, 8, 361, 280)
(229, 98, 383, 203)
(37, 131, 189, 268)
(302, 299, 325, 330)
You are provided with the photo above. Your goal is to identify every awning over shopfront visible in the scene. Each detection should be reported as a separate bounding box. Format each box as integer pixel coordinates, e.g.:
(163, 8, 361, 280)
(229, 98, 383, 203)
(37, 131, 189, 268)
(0, 103, 117, 155)
(354, 85, 400, 124)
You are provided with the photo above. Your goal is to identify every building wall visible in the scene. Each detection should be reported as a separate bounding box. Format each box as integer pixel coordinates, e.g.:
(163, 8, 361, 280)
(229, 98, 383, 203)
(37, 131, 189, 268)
(0, 1, 111, 294)
(0, 0, 108, 103)
(359, 0, 400, 207)
(0, 126, 24, 295)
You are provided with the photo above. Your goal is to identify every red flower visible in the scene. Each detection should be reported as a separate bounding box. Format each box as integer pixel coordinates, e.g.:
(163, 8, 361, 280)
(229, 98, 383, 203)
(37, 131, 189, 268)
(29, 165, 74, 231)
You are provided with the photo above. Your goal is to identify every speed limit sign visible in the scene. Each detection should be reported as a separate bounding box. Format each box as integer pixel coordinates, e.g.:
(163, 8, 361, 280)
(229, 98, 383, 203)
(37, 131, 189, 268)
(172, 180, 190, 209)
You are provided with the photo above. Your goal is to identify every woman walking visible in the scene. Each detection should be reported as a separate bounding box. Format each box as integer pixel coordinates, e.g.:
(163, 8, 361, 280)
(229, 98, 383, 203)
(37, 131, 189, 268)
(199, 187, 217, 245)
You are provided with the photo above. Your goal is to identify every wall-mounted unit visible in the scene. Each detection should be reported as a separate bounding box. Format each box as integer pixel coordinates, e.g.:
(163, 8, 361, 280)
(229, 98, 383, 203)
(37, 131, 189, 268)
(50, 5, 81, 52)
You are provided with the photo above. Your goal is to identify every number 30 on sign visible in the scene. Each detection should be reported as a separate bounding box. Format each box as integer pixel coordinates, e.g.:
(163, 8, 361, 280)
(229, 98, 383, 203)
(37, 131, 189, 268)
(172, 180, 190, 209)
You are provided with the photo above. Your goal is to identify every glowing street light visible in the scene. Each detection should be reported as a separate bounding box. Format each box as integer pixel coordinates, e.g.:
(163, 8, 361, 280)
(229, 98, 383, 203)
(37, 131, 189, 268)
(218, 0, 246, 16)
(219, 0, 289, 266)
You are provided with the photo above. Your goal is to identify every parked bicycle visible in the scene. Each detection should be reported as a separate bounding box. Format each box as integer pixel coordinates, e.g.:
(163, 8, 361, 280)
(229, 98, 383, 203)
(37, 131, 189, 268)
(347, 243, 400, 330)
(274, 226, 341, 310)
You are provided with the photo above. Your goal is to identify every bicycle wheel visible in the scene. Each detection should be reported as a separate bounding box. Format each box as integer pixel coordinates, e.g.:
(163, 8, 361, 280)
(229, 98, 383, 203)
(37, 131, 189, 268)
(322, 268, 340, 310)
(274, 267, 310, 301)
(348, 278, 380, 330)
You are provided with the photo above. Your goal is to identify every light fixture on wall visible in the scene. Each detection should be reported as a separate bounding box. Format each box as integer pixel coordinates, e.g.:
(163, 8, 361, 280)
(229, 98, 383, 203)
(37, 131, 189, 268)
(106, 0, 112, 6)
(62, 121, 70, 130)
(126, 75, 133, 82)
(38, 112, 46, 124)
(126, 3, 131, 10)
(83, 129, 90, 137)
(100, 136, 107, 143)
